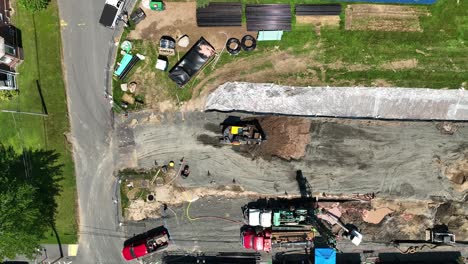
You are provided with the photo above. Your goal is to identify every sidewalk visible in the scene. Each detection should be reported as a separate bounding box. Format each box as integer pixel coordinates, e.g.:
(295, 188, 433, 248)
(5, 244, 78, 264)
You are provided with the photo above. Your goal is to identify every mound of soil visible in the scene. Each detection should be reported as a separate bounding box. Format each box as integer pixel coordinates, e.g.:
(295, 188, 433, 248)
(444, 154, 468, 185)
(255, 116, 311, 160)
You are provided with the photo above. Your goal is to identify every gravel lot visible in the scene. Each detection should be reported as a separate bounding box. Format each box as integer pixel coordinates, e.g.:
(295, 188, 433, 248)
(116, 111, 467, 201)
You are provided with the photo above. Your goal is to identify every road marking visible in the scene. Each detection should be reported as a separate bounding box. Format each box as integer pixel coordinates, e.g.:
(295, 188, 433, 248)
(77, 23, 86, 26)
(60, 20, 68, 27)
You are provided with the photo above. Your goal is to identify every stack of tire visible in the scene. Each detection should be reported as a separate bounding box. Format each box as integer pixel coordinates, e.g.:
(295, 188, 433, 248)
(226, 35, 257, 55)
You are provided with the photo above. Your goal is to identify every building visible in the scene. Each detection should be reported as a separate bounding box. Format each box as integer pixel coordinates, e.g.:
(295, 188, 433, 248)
(0, 65, 17, 90)
(0, 0, 23, 70)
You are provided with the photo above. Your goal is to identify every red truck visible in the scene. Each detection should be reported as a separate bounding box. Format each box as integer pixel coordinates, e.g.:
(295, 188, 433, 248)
(242, 228, 272, 252)
(122, 226, 170, 261)
(242, 227, 314, 252)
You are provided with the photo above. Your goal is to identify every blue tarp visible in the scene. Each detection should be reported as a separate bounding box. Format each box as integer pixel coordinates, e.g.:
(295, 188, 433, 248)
(257, 31, 283, 41)
(315, 248, 336, 264)
(114, 53, 133, 77)
(341, 0, 435, 4)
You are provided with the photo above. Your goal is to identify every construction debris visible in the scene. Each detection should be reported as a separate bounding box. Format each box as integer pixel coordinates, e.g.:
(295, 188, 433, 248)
(120, 83, 128, 92)
(362, 207, 394, 224)
(122, 93, 135, 105)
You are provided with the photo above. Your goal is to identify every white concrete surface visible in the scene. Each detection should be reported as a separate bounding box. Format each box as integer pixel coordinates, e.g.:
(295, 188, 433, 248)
(205, 82, 468, 120)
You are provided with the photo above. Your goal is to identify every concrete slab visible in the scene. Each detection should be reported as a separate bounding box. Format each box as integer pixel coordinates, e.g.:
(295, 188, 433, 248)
(205, 82, 468, 121)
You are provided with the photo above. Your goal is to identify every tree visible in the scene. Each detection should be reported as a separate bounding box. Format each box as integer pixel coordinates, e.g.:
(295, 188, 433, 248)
(0, 90, 16, 101)
(0, 145, 62, 260)
(17, 0, 50, 12)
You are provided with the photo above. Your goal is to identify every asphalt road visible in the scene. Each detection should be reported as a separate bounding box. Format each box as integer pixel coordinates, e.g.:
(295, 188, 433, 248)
(57, 0, 128, 263)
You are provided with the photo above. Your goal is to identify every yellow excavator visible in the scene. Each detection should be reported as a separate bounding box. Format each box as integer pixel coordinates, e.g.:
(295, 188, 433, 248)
(220, 120, 264, 145)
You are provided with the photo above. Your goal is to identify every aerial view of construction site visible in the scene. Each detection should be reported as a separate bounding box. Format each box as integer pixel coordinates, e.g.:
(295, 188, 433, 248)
(103, 0, 468, 263)
(1, 0, 467, 262)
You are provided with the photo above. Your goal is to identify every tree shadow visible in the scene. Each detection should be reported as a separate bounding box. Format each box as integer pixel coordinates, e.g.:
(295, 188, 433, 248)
(12, 148, 63, 224)
(0, 145, 63, 259)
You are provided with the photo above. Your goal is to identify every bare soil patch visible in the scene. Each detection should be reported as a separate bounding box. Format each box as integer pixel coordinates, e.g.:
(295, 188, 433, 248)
(345, 4, 428, 32)
(129, 2, 255, 51)
(338, 198, 467, 241)
(251, 116, 312, 161)
(296, 15, 341, 27)
(124, 169, 263, 221)
(441, 152, 468, 191)
(191, 51, 325, 98)
(381, 59, 418, 70)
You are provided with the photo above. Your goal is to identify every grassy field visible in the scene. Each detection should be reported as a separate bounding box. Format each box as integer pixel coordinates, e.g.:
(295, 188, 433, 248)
(209, 0, 468, 88)
(0, 1, 77, 243)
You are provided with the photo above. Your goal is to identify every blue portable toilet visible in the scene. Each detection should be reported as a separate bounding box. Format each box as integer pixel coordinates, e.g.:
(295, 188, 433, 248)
(315, 248, 336, 264)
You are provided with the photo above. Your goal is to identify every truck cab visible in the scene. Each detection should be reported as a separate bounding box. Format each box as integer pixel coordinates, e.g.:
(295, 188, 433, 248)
(242, 228, 272, 252)
(247, 209, 272, 228)
(122, 227, 170, 261)
(99, 0, 125, 28)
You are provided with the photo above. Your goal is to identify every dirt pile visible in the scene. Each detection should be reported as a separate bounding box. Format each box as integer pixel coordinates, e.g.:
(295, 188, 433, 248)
(362, 208, 394, 224)
(255, 116, 311, 160)
(434, 151, 468, 192)
(444, 154, 468, 185)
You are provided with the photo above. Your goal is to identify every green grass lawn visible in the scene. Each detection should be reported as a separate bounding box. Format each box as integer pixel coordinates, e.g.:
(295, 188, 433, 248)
(211, 0, 467, 88)
(0, 0, 77, 244)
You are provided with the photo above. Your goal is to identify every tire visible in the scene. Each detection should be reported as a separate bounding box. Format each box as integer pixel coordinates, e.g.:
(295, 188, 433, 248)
(241, 35, 257, 52)
(226, 38, 241, 55)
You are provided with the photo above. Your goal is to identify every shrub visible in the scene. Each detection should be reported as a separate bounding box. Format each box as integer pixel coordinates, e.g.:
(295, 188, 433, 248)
(197, 0, 210, 8)
(18, 0, 50, 12)
(0, 90, 16, 101)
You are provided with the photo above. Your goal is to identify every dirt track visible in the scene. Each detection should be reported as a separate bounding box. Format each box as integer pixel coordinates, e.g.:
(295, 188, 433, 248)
(116, 111, 467, 201)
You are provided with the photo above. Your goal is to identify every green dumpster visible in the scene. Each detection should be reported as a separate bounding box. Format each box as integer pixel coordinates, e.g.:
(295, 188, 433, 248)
(150, 0, 165, 11)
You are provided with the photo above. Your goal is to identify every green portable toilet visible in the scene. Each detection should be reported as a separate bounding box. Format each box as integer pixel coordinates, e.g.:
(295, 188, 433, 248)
(150, 0, 165, 11)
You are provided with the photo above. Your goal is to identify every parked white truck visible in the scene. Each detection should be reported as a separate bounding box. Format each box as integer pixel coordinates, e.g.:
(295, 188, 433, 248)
(247, 209, 272, 228)
(99, 0, 125, 28)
